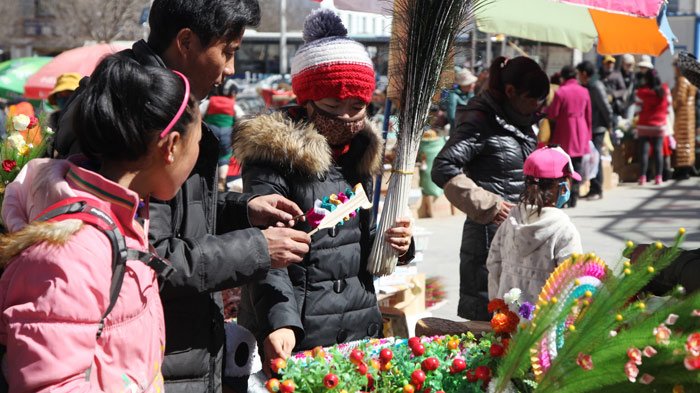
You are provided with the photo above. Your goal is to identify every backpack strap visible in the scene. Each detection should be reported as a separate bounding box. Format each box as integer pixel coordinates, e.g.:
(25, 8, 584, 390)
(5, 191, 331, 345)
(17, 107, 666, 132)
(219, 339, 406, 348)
(33, 197, 174, 339)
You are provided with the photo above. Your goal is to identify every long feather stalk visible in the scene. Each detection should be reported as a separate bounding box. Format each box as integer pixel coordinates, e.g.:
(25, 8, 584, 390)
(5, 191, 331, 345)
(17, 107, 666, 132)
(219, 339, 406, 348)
(368, 0, 486, 275)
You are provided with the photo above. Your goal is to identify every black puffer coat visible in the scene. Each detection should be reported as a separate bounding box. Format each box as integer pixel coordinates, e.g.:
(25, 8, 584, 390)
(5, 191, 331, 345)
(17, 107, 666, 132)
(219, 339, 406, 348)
(432, 92, 538, 203)
(431, 92, 537, 320)
(51, 40, 271, 393)
(234, 110, 386, 351)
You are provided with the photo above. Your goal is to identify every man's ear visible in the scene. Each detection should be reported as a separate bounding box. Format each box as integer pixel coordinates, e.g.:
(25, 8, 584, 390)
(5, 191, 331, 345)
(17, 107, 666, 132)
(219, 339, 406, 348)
(504, 84, 516, 99)
(175, 28, 195, 57)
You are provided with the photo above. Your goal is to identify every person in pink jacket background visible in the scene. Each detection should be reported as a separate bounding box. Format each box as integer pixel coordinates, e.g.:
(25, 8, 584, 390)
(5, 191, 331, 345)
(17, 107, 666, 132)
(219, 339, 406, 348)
(0, 54, 201, 392)
(546, 65, 592, 207)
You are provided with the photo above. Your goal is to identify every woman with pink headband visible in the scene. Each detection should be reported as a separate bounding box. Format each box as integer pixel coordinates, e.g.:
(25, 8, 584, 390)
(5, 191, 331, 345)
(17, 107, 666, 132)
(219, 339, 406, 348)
(0, 54, 200, 392)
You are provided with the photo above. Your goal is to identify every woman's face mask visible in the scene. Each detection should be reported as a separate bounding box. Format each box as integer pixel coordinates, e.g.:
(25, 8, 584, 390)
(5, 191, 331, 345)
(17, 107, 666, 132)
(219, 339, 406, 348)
(310, 101, 366, 146)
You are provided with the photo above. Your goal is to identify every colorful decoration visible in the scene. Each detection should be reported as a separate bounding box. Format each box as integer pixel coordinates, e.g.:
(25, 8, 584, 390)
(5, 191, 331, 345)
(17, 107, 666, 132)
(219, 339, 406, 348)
(1, 113, 52, 209)
(304, 183, 372, 235)
(493, 230, 700, 393)
(267, 331, 512, 392)
(530, 253, 608, 379)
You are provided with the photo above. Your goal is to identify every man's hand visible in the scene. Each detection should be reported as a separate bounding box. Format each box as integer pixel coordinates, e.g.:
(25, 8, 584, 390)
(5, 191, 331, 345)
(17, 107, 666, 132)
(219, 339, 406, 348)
(385, 217, 413, 256)
(249, 194, 304, 227)
(261, 227, 310, 268)
(263, 328, 296, 376)
(491, 200, 514, 226)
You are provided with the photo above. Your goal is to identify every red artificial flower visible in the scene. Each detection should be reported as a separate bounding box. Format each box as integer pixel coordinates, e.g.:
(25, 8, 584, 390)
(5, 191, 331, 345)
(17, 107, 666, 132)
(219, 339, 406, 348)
(265, 378, 280, 393)
(491, 310, 520, 334)
(2, 160, 17, 172)
(412, 343, 426, 356)
(654, 323, 672, 345)
(421, 357, 439, 372)
(323, 373, 339, 389)
(475, 365, 491, 381)
(490, 343, 505, 357)
(408, 337, 422, 349)
(576, 353, 594, 371)
(270, 358, 286, 374)
(450, 358, 466, 374)
(357, 362, 368, 375)
(410, 369, 426, 385)
(279, 380, 295, 393)
(686, 333, 700, 356)
(625, 360, 639, 383)
(380, 348, 393, 363)
(685, 354, 700, 370)
(350, 349, 365, 365)
(488, 299, 508, 313)
(27, 116, 38, 129)
(627, 347, 642, 365)
(465, 368, 478, 382)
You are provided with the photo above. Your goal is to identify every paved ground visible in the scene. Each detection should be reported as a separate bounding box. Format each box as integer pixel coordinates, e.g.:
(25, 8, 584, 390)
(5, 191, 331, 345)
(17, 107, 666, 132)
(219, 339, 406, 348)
(415, 177, 700, 321)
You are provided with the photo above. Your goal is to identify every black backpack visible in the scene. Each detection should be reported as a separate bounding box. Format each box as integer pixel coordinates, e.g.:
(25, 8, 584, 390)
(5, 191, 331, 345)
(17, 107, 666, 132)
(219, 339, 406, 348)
(0, 197, 175, 389)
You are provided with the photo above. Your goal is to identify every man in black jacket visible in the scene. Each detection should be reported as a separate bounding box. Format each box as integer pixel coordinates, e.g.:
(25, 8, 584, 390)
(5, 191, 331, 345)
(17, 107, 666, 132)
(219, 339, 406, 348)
(51, 1, 311, 392)
(577, 61, 613, 201)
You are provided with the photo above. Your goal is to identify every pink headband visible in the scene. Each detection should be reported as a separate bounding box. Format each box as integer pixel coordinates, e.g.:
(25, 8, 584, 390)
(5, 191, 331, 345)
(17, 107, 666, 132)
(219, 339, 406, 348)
(159, 70, 191, 138)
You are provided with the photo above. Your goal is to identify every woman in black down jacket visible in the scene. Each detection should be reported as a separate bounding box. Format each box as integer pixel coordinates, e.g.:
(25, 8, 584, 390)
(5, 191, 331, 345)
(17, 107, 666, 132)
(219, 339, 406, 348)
(431, 57, 549, 321)
(234, 10, 414, 371)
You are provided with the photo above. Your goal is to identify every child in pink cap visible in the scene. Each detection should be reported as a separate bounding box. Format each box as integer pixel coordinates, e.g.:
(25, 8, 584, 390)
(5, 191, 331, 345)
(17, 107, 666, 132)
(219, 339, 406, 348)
(486, 145, 583, 304)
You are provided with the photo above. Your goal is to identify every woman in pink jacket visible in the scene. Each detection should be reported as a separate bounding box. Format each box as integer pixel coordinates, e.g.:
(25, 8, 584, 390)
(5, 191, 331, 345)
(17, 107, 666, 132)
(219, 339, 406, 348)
(0, 54, 200, 392)
(546, 65, 592, 207)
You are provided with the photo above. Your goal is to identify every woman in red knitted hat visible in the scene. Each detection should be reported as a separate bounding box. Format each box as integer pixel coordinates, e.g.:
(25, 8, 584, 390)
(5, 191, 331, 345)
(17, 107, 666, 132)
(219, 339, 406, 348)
(233, 9, 414, 370)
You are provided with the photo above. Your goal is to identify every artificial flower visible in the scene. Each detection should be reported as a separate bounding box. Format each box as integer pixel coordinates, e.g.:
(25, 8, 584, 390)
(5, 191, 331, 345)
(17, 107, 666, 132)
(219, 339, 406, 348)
(18, 145, 30, 156)
(45, 126, 54, 135)
(625, 360, 639, 382)
(639, 374, 655, 385)
(491, 310, 520, 334)
(12, 114, 30, 132)
(576, 353, 593, 370)
(686, 333, 700, 356)
(518, 302, 535, 320)
(654, 323, 672, 345)
(2, 160, 16, 173)
(643, 346, 657, 358)
(627, 347, 642, 365)
(503, 288, 522, 304)
(7, 132, 26, 150)
(488, 299, 508, 314)
(666, 314, 679, 325)
(684, 354, 700, 371)
(27, 115, 38, 129)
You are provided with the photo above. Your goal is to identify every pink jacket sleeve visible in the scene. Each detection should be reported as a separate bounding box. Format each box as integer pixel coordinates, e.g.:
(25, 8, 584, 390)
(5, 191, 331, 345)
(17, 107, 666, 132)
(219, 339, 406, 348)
(0, 231, 111, 393)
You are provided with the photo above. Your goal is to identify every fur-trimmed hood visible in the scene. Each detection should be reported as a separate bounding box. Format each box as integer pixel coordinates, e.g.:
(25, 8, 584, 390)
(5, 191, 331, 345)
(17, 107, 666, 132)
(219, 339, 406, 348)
(0, 219, 83, 267)
(233, 112, 383, 178)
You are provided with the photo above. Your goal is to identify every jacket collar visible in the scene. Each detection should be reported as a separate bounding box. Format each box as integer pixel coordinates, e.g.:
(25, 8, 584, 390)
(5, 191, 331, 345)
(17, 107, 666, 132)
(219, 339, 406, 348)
(130, 40, 167, 68)
(233, 111, 383, 178)
(64, 157, 147, 242)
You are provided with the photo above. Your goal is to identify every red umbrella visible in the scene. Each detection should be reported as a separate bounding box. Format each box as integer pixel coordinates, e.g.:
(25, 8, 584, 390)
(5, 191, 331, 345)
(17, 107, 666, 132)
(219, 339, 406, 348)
(24, 43, 128, 100)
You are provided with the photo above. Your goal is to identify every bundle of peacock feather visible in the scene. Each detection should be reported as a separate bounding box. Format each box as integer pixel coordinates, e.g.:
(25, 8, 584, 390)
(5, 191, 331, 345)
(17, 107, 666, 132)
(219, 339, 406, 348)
(367, 0, 482, 275)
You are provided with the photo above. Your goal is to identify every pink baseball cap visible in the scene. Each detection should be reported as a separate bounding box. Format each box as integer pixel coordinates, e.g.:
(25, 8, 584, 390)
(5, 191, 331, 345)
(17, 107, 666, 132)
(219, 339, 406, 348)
(523, 145, 582, 181)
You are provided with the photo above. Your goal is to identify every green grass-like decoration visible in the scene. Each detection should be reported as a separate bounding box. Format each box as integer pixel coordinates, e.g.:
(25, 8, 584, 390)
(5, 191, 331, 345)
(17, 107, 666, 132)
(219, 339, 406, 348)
(493, 231, 700, 393)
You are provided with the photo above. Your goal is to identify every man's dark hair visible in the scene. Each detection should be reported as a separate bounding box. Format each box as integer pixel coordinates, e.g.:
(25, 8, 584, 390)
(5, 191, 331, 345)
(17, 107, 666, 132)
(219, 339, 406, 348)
(73, 53, 197, 162)
(560, 65, 577, 81)
(147, 0, 261, 55)
(576, 61, 596, 78)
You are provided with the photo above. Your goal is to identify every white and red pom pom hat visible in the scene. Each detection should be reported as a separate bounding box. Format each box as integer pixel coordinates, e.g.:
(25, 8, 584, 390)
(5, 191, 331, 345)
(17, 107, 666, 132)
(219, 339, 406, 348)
(291, 9, 376, 104)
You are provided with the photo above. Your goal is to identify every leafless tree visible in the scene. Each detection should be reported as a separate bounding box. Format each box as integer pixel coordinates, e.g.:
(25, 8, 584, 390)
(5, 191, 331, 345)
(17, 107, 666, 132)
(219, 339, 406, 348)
(45, 0, 149, 46)
(0, 0, 22, 49)
(257, 0, 319, 32)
